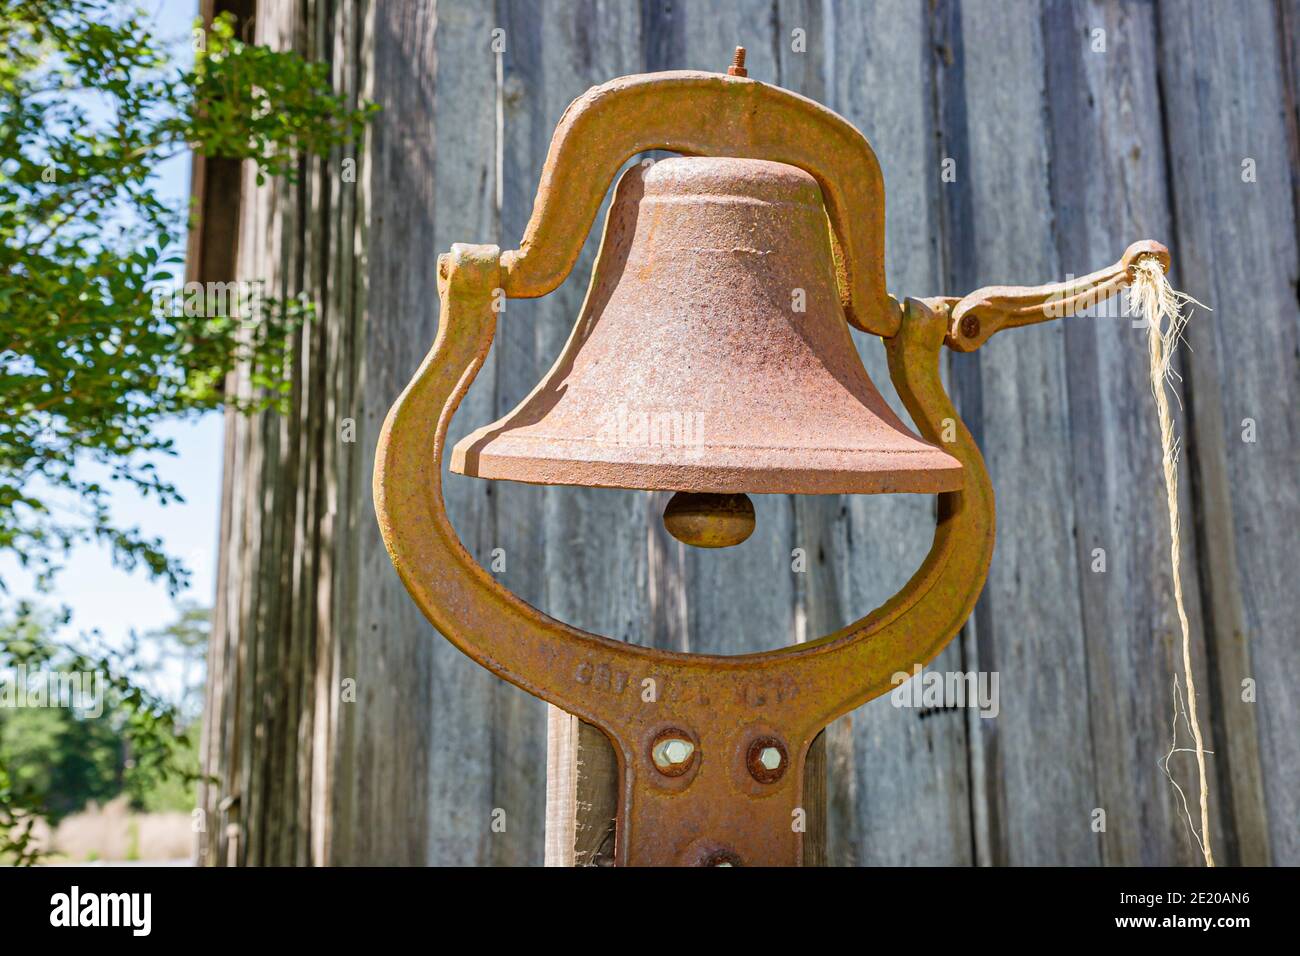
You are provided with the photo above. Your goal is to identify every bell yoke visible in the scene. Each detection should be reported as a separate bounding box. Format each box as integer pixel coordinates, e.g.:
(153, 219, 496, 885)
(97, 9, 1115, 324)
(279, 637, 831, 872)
(373, 55, 1170, 866)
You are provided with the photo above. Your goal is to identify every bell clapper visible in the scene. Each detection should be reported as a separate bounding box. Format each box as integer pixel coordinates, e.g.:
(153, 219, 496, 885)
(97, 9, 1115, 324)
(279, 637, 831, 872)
(662, 492, 755, 549)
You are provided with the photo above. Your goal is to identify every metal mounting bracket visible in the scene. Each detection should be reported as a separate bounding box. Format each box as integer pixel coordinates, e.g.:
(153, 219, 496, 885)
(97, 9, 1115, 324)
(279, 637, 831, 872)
(372, 65, 1167, 866)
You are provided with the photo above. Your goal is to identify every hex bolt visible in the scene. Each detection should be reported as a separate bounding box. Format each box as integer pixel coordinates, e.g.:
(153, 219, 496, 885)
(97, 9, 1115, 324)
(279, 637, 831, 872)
(727, 46, 748, 77)
(651, 730, 697, 777)
(746, 736, 788, 783)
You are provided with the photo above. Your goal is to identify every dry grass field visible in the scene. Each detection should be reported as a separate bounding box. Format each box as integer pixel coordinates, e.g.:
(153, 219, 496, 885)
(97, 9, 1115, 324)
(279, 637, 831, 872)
(30, 797, 192, 865)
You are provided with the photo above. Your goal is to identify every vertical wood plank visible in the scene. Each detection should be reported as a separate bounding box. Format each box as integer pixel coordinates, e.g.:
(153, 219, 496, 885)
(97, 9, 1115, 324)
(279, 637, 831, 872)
(545, 707, 619, 866)
(939, 0, 1099, 866)
(1042, 0, 1222, 867)
(775, 0, 858, 868)
(323, 0, 367, 866)
(1158, 0, 1300, 866)
(311, 0, 362, 867)
(544, 706, 579, 865)
(424, 0, 506, 867)
(490, 0, 552, 867)
(815, 0, 974, 867)
(345, 0, 440, 864)
(499, 0, 644, 866)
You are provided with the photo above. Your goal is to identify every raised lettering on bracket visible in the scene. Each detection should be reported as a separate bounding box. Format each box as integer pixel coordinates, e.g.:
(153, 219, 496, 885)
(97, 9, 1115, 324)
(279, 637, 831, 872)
(574, 660, 629, 695)
(740, 678, 798, 708)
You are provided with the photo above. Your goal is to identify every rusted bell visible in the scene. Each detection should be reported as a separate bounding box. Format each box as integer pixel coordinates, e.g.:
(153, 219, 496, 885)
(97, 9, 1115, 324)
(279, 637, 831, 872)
(451, 157, 962, 543)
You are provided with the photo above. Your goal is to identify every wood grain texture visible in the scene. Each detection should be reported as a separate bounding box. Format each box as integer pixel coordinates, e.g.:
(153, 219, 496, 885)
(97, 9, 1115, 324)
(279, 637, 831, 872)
(201, 0, 1296, 866)
(497, 0, 648, 866)
(427, 0, 512, 865)
(346, 0, 445, 865)
(1043, 0, 1220, 867)
(1158, 0, 1300, 865)
(545, 707, 618, 866)
(943, 0, 1098, 866)
(819, 0, 973, 867)
(774, 0, 862, 866)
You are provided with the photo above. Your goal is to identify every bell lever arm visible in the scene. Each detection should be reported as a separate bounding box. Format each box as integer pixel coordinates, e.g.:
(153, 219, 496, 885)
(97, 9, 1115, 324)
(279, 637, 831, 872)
(498, 70, 897, 337)
(944, 239, 1170, 351)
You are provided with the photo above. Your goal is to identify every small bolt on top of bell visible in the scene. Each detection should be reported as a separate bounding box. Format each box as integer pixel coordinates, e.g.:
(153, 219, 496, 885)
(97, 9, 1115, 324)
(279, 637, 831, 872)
(727, 46, 747, 76)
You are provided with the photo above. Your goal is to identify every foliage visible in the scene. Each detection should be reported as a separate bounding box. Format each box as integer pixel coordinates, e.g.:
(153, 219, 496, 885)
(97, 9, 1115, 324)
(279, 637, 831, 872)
(0, 601, 203, 864)
(0, 0, 376, 592)
(141, 597, 208, 722)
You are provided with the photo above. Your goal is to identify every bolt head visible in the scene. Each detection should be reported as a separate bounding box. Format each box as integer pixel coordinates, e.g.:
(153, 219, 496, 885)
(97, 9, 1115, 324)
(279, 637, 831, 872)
(746, 736, 788, 783)
(651, 733, 696, 776)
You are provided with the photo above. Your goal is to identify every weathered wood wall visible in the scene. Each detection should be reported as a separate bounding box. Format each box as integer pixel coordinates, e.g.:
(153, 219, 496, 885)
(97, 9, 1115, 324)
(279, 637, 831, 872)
(201, 0, 1299, 866)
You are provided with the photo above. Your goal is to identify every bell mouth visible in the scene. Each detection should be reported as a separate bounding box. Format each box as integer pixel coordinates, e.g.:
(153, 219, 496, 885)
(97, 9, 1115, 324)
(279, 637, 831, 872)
(452, 438, 963, 495)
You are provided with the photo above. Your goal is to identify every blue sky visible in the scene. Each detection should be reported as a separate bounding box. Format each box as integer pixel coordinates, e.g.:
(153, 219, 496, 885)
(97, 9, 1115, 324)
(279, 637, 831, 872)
(2, 0, 207, 700)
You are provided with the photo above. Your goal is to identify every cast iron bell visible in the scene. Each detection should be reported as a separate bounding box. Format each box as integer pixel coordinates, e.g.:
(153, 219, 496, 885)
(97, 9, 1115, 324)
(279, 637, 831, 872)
(451, 156, 962, 546)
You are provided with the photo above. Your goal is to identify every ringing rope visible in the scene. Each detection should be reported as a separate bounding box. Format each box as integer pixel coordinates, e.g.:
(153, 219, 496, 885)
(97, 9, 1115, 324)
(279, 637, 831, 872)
(1129, 255, 1213, 867)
